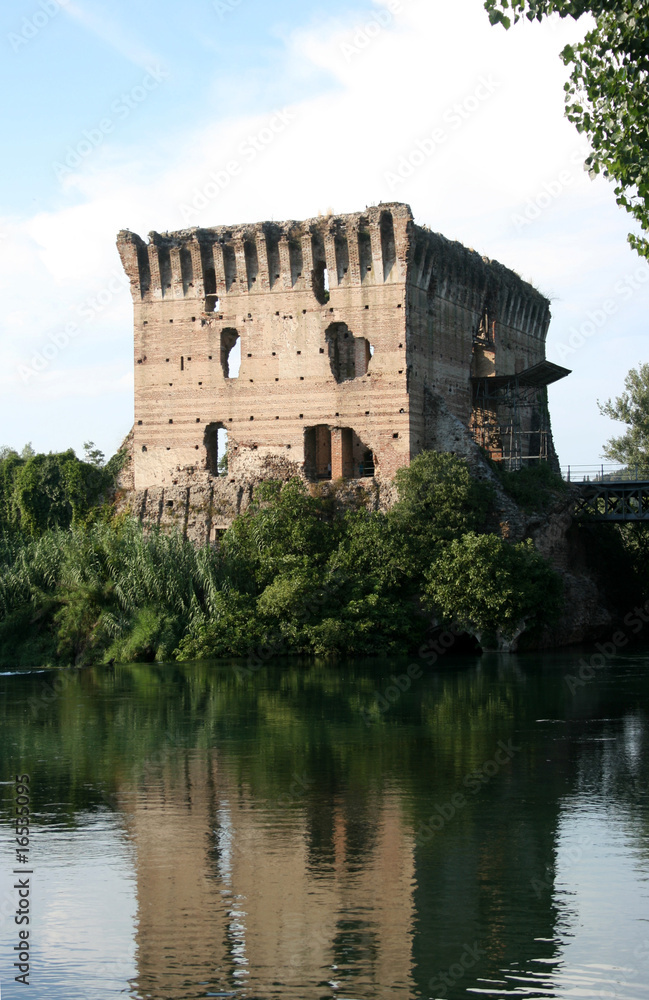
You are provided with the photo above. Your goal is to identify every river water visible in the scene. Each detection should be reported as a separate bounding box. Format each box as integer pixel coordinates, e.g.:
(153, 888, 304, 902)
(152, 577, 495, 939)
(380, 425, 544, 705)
(0, 651, 648, 1000)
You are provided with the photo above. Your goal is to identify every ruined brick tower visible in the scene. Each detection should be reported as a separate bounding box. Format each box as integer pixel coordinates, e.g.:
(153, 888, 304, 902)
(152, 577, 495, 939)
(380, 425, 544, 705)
(117, 203, 568, 539)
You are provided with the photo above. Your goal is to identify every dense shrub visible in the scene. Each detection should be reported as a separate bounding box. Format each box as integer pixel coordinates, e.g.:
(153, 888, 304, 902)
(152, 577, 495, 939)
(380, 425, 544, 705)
(0, 450, 567, 665)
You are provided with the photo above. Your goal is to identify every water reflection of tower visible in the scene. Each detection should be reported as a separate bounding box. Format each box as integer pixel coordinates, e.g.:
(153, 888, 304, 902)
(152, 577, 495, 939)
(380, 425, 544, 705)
(121, 751, 418, 998)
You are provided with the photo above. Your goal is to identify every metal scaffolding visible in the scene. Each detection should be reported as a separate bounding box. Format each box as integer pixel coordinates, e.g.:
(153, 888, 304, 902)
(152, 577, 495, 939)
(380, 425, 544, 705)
(470, 361, 571, 470)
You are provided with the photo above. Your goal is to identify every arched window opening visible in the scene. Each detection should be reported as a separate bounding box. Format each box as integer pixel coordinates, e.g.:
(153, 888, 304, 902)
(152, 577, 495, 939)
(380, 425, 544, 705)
(358, 228, 373, 282)
(289, 238, 303, 286)
(334, 233, 349, 284)
(221, 329, 240, 378)
(204, 266, 220, 312)
(158, 245, 172, 296)
(265, 230, 281, 289)
(223, 243, 237, 291)
(180, 246, 194, 296)
(311, 233, 328, 304)
(204, 422, 229, 476)
(244, 239, 259, 290)
(312, 260, 329, 305)
(380, 211, 396, 281)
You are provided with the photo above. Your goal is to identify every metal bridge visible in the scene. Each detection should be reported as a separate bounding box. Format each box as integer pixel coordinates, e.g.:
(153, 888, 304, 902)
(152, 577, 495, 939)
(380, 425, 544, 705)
(562, 465, 649, 522)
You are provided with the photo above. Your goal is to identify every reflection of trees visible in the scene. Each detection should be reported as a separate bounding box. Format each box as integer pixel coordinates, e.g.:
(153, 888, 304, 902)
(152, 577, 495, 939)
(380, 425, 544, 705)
(1, 656, 648, 998)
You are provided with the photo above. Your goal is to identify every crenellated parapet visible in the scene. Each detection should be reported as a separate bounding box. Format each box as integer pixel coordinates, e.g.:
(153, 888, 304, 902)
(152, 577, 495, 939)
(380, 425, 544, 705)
(406, 226, 550, 341)
(117, 203, 549, 342)
(116, 202, 413, 307)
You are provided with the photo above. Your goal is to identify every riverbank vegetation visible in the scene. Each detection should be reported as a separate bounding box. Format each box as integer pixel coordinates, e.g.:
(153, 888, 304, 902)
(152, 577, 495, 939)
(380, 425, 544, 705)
(0, 446, 568, 667)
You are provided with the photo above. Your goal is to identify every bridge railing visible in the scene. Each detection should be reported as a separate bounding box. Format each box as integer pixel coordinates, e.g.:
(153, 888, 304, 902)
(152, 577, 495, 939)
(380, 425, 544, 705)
(561, 464, 647, 484)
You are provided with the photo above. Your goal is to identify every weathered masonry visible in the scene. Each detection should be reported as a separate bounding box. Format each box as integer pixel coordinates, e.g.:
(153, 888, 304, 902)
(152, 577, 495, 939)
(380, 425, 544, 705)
(117, 203, 568, 519)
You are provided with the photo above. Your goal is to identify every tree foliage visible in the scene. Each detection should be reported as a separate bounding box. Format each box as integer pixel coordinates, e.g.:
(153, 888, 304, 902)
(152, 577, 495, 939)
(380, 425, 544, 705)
(484, 0, 649, 259)
(598, 362, 649, 468)
(0, 447, 124, 535)
(425, 533, 563, 649)
(0, 449, 566, 665)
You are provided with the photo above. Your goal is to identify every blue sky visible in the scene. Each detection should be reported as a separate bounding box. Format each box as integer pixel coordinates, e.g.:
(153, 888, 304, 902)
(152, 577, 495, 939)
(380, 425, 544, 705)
(1, 0, 647, 467)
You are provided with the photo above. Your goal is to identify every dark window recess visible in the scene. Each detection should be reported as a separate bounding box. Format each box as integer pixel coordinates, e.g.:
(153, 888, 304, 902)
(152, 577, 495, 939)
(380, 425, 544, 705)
(325, 322, 371, 382)
(169, 419, 173, 424)
(204, 265, 220, 313)
(334, 232, 349, 285)
(180, 357, 184, 371)
(393, 432, 399, 438)
(137, 420, 143, 425)
(380, 210, 396, 281)
(166, 500, 174, 508)
(141, 445, 147, 452)
(360, 450, 375, 477)
(304, 426, 332, 481)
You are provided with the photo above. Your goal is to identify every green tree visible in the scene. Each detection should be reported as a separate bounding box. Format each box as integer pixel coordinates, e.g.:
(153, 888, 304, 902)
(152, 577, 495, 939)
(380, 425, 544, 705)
(83, 441, 105, 467)
(598, 362, 649, 468)
(484, 0, 649, 259)
(425, 533, 563, 650)
(390, 451, 493, 576)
